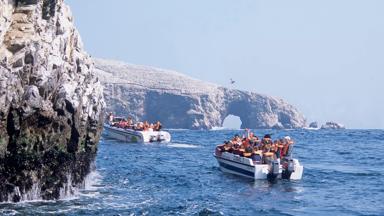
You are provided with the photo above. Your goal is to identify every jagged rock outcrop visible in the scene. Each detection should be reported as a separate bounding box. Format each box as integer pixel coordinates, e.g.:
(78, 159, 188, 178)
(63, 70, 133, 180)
(309, 121, 319, 129)
(321, 122, 346, 129)
(95, 59, 306, 130)
(0, 0, 104, 202)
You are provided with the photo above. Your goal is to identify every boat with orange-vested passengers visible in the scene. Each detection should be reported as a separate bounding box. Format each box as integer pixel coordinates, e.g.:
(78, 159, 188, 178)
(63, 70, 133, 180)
(103, 117, 171, 143)
(214, 133, 303, 181)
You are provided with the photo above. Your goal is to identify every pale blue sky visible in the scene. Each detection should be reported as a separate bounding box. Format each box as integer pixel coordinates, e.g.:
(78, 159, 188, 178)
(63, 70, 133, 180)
(66, 0, 384, 129)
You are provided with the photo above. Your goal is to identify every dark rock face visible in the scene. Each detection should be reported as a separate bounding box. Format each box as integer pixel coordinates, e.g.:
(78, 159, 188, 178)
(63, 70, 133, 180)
(309, 121, 319, 128)
(0, 0, 104, 202)
(16, 0, 39, 6)
(95, 59, 306, 130)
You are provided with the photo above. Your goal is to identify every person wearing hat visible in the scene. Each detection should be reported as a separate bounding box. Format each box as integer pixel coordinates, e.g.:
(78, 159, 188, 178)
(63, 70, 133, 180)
(264, 134, 272, 139)
(262, 134, 275, 164)
(261, 134, 273, 150)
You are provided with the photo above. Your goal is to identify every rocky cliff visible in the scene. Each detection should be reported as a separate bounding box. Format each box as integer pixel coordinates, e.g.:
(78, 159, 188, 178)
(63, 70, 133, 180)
(95, 58, 306, 130)
(0, 0, 104, 202)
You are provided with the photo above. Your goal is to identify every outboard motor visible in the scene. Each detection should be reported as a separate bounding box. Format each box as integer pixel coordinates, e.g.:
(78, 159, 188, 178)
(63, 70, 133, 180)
(282, 159, 295, 180)
(149, 135, 158, 143)
(267, 160, 280, 183)
(150, 134, 165, 142)
(157, 134, 165, 142)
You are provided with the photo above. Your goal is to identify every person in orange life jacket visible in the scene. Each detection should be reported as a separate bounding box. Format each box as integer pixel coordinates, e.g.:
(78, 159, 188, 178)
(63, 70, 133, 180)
(262, 134, 276, 163)
(275, 139, 284, 160)
(282, 136, 294, 157)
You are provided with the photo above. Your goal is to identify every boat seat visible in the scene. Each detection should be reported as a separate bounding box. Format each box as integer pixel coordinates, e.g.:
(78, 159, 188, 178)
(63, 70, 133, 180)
(251, 154, 262, 164)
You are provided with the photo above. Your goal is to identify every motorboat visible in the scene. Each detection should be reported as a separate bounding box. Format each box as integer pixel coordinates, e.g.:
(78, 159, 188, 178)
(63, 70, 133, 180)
(103, 117, 171, 143)
(214, 142, 303, 181)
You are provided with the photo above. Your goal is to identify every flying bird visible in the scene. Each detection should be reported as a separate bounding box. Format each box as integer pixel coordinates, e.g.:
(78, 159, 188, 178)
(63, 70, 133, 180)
(230, 78, 235, 85)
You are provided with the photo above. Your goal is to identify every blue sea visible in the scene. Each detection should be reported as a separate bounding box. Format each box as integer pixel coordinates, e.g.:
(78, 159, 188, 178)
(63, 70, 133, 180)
(1, 129, 384, 216)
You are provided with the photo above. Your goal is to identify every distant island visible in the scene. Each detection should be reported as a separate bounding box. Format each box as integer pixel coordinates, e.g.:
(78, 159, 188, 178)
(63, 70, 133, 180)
(308, 121, 346, 129)
(95, 58, 306, 130)
(321, 122, 346, 129)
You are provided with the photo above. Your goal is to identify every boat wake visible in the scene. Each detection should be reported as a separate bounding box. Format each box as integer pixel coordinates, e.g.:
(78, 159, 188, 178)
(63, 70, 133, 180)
(166, 143, 200, 148)
(166, 128, 190, 131)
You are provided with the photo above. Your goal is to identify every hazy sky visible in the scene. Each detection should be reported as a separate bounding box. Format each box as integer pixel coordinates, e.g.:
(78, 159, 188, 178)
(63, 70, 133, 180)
(66, 0, 384, 129)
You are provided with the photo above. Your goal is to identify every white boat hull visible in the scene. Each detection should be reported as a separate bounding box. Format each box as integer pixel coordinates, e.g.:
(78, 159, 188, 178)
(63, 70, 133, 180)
(215, 152, 303, 180)
(103, 124, 171, 143)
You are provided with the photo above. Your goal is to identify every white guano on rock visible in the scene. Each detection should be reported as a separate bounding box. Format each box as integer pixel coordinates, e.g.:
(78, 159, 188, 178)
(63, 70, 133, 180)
(0, 0, 104, 202)
(95, 58, 306, 130)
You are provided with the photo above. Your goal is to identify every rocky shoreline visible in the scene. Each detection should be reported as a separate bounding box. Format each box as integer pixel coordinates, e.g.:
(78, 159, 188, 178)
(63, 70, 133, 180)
(0, 0, 104, 202)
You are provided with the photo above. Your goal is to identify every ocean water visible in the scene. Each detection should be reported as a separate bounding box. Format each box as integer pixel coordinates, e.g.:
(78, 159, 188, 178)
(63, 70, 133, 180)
(1, 129, 384, 216)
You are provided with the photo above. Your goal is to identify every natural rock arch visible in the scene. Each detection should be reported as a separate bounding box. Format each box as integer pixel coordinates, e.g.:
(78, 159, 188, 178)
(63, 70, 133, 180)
(95, 59, 306, 130)
(221, 99, 252, 129)
(222, 115, 242, 129)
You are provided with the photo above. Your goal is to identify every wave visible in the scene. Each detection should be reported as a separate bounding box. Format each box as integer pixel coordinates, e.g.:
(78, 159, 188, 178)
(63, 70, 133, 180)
(78, 170, 104, 199)
(197, 208, 224, 216)
(303, 127, 320, 130)
(0, 209, 18, 216)
(0, 169, 104, 204)
(211, 127, 227, 131)
(305, 164, 382, 177)
(83, 170, 103, 191)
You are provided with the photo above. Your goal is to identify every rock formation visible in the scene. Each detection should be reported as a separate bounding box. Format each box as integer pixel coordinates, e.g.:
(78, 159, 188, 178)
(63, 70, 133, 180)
(309, 121, 319, 129)
(321, 122, 346, 129)
(95, 58, 306, 130)
(0, 0, 104, 202)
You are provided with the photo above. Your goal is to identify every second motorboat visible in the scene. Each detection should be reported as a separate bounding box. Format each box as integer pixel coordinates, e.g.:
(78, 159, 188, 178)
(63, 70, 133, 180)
(103, 116, 171, 143)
